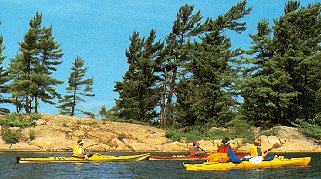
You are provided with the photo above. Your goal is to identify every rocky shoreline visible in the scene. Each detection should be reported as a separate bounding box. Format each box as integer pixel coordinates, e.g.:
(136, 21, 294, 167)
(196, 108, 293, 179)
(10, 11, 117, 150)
(1, 114, 321, 153)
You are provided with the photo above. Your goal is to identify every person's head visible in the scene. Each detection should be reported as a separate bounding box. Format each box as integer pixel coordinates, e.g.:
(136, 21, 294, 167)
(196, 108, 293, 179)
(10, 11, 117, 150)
(78, 139, 85, 146)
(221, 137, 230, 146)
(254, 137, 261, 146)
(192, 140, 199, 146)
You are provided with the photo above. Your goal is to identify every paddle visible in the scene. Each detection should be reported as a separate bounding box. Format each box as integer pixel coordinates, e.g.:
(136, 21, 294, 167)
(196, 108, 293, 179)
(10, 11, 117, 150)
(264, 143, 282, 154)
(198, 146, 207, 153)
(248, 143, 282, 164)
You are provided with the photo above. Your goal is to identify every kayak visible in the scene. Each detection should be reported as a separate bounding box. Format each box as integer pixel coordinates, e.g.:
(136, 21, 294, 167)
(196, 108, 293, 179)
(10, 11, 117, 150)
(184, 157, 311, 170)
(17, 153, 150, 163)
(148, 153, 247, 161)
(148, 154, 210, 160)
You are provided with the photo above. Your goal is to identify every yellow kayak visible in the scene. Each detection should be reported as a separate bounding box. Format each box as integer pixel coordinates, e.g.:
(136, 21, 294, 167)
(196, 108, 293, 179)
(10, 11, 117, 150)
(17, 153, 150, 163)
(184, 157, 311, 171)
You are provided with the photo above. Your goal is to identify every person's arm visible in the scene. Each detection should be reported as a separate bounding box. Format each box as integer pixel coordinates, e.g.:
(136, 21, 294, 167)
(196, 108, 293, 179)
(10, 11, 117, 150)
(227, 148, 241, 163)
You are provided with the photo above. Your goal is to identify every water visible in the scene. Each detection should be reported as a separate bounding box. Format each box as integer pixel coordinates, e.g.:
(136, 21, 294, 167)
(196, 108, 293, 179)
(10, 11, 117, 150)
(2, 152, 321, 178)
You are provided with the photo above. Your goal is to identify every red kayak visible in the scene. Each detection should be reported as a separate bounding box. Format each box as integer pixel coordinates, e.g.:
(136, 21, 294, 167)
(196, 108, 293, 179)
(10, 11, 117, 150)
(148, 153, 248, 160)
(148, 154, 210, 160)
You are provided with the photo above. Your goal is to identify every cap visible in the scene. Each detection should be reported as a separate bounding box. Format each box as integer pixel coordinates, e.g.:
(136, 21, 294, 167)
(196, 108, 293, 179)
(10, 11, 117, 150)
(222, 137, 230, 145)
(192, 140, 198, 145)
(78, 139, 85, 145)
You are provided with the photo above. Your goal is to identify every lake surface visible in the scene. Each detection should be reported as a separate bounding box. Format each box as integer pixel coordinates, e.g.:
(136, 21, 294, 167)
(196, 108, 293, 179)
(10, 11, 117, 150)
(2, 152, 321, 178)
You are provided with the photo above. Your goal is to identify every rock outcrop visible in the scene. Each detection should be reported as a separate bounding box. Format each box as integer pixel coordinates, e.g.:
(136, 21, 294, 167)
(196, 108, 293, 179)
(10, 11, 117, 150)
(0, 114, 320, 153)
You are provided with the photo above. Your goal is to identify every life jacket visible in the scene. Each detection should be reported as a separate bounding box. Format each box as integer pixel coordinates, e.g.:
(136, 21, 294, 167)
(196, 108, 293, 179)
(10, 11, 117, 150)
(72, 144, 83, 157)
(250, 145, 262, 156)
(191, 146, 201, 155)
(217, 145, 231, 153)
(207, 153, 230, 163)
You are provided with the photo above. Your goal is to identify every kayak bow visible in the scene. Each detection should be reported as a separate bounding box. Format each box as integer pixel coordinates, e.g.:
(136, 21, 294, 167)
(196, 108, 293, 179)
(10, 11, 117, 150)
(17, 153, 150, 163)
(184, 157, 311, 170)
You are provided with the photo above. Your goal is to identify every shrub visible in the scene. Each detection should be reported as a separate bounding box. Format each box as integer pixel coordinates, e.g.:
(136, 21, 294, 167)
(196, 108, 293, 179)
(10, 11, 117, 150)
(296, 119, 321, 140)
(1, 128, 21, 144)
(29, 129, 35, 140)
(117, 133, 126, 141)
(226, 118, 255, 143)
(0, 113, 37, 128)
(29, 113, 41, 121)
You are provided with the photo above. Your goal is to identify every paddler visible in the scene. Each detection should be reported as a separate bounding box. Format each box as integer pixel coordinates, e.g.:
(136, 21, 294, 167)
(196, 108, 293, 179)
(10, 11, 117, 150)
(73, 139, 88, 159)
(250, 137, 274, 161)
(190, 140, 206, 156)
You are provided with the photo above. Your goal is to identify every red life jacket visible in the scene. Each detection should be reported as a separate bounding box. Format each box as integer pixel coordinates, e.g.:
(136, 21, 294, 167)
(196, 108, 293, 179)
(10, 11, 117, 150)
(217, 145, 231, 153)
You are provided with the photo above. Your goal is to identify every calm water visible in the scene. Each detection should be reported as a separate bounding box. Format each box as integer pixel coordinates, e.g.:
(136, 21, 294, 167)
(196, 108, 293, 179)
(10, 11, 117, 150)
(2, 152, 321, 178)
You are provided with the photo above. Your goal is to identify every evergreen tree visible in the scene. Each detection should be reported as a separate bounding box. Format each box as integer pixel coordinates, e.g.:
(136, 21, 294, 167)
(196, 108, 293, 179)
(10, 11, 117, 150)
(57, 56, 95, 116)
(241, 1, 321, 125)
(174, 0, 251, 126)
(114, 30, 163, 122)
(159, 4, 204, 126)
(0, 35, 11, 114)
(8, 12, 63, 113)
(33, 24, 63, 112)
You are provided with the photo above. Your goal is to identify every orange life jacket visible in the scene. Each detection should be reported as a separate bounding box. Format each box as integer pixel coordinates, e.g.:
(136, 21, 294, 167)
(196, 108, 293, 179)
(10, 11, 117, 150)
(207, 153, 230, 163)
(191, 146, 201, 155)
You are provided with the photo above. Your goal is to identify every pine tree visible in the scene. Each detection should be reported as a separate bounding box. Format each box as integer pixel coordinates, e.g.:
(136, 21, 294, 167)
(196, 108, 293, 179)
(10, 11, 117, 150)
(173, 1, 251, 126)
(0, 35, 11, 114)
(57, 56, 95, 116)
(241, 1, 321, 125)
(114, 30, 163, 122)
(8, 12, 63, 113)
(158, 4, 204, 126)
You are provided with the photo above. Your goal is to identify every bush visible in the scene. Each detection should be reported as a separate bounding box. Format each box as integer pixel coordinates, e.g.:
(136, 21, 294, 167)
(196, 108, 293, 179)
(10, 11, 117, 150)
(117, 133, 126, 141)
(0, 113, 37, 128)
(296, 119, 321, 140)
(226, 118, 256, 143)
(1, 128, 21, 144)
(29, 129, 35, 140)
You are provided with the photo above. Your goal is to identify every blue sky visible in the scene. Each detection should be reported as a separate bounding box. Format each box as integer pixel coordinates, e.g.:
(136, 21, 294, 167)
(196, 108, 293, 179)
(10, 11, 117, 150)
(0, 0, 319, 115)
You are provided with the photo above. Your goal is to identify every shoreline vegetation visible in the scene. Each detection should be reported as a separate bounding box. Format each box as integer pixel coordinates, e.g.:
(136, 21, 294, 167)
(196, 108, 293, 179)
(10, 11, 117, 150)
(1, 113, 320, 153)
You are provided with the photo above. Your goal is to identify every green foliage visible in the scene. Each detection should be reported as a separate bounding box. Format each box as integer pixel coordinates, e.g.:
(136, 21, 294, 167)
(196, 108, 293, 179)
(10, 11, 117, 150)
(99, 105, 118, 120)
(226, 118, 256, 143)
(8, 12, 63, 113)
(114, 30, 163, 122)
(57, 56, 95, 116)
(29, 113, 41, 121)
(117, 133, 126, 141)
(296, 119, 321, 140)
(29, 129, 35, 140)
(241, 2, 321, 125)
(0, 113, 36, 127)
(1, 128, 21, 144)
(0, 35, 12, 114)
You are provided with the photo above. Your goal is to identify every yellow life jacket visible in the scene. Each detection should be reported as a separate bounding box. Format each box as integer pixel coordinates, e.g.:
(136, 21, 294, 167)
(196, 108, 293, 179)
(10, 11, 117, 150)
(73, 144, 83, 157)
(250, 145, 262, 156)
(207, 153, 230, 163)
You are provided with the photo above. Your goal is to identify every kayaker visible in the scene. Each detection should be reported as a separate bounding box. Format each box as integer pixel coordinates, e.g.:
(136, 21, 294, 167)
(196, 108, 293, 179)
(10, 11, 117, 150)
(250, 137, 274, 161)
(73, 139, 88, 159)
(208, 137, 243, 163)
(191, 140, 206, 156)
(217, 137, 231, 153)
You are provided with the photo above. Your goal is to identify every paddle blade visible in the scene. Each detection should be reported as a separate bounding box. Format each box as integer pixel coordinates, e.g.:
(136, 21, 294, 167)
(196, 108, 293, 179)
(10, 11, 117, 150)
(271, 143, 281, 149)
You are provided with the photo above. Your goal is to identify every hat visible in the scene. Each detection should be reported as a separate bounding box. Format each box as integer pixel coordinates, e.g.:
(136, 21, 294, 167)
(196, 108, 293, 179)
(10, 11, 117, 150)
(222, 137, 230, 145)
(78, 139, 85, 145)
(192, 140, 198, 145)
